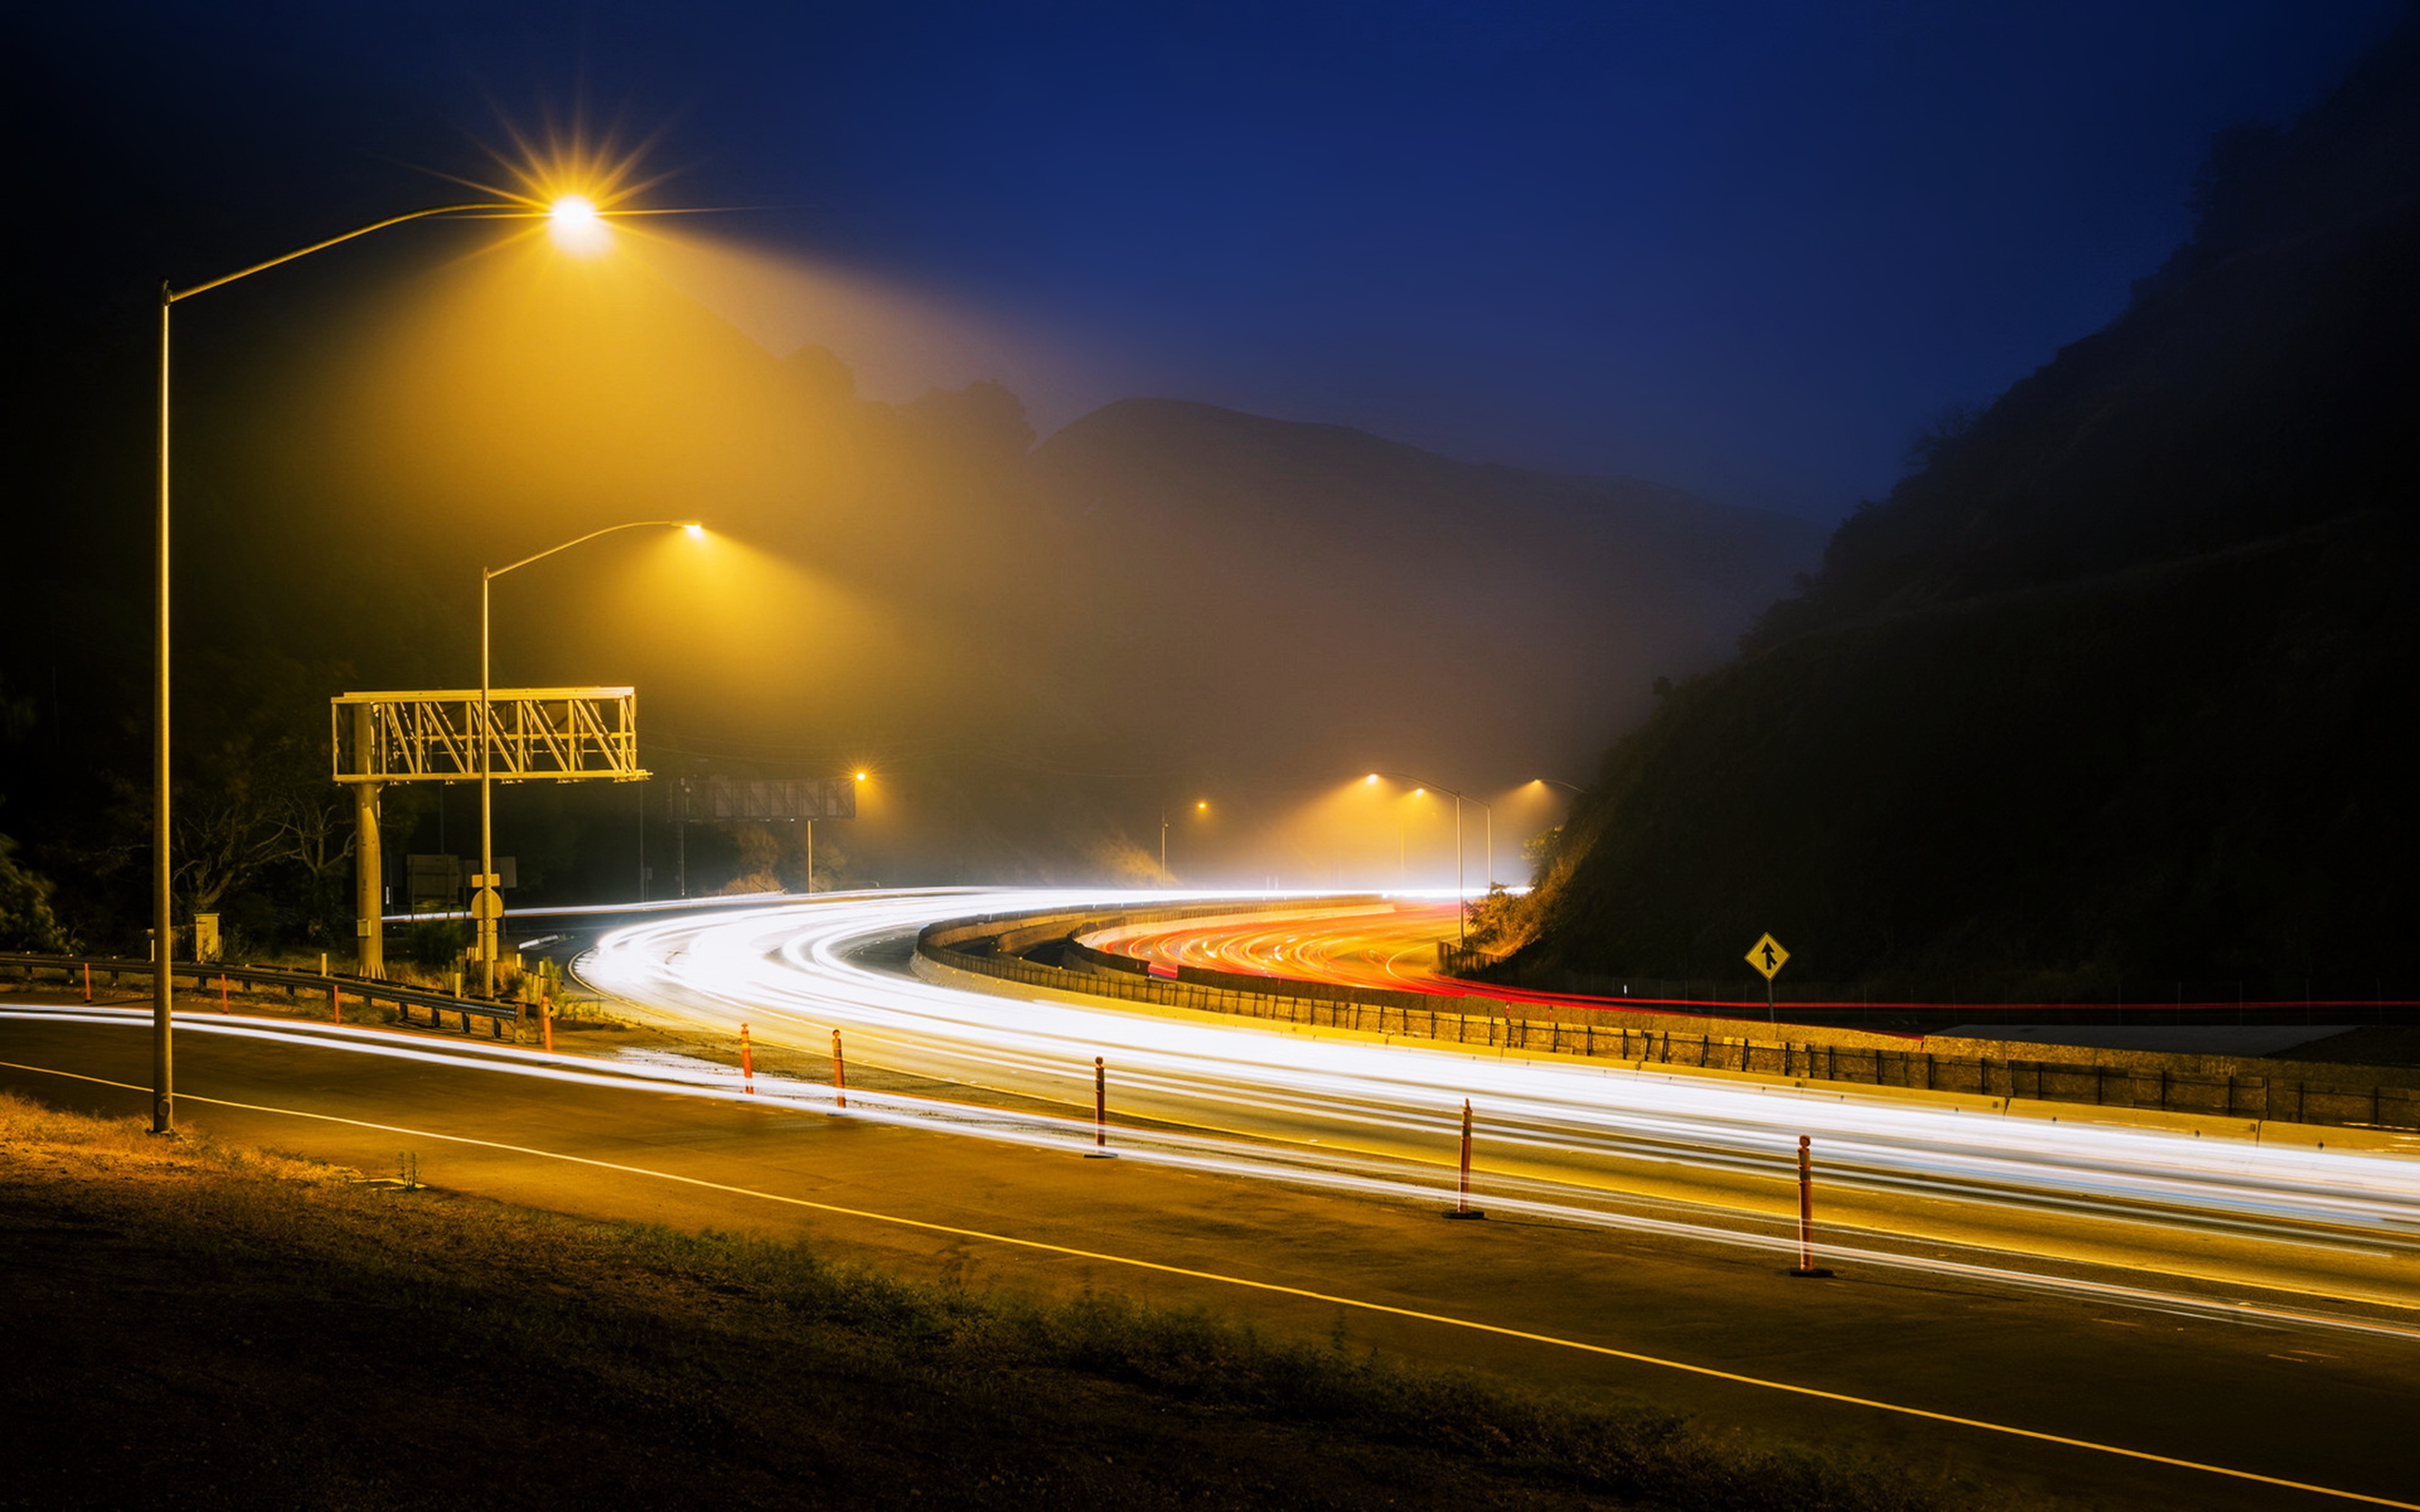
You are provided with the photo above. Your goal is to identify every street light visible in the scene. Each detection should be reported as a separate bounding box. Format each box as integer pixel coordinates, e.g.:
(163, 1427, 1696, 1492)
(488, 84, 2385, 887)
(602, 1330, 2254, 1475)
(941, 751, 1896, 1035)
(151, 193, 606, 1133)
(1533, 777, 1584, 797)
(476, 520, 705, 994)
(1366, 772, 1493, 944)
(1160, 799, 1208, 877)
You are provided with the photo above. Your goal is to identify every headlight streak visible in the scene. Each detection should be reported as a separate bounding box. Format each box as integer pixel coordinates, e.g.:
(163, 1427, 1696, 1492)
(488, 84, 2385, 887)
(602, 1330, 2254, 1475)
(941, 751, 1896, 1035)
(573, 893, 2420, 1285)
(10, 999, 2420, 1344)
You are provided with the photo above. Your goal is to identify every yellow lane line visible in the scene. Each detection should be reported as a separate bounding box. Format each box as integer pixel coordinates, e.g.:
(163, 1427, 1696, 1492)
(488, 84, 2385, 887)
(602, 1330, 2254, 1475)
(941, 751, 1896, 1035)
(3, 1055, 2414, 1509)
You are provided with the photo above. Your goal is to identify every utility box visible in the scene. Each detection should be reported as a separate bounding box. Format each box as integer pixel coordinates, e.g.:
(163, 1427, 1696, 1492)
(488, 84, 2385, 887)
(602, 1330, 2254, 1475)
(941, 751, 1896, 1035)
(191, 913, 221, 963)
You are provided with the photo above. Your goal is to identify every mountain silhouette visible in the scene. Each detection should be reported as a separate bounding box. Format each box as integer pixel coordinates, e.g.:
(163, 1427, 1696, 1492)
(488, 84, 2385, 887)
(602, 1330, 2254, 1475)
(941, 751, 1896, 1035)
(1501, 8, 2420, 999)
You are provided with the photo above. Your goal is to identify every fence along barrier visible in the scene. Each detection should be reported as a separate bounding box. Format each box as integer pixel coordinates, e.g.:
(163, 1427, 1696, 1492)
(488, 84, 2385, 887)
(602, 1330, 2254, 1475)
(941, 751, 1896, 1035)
(913, 922, 2420, 1134)
(0, 951, 522, 1039)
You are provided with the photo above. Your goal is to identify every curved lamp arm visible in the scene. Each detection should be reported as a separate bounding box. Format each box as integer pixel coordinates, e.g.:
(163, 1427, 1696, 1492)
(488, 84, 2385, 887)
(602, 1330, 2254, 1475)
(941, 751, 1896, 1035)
(487, 519, 705, 581)
(169, 202, 538, 304)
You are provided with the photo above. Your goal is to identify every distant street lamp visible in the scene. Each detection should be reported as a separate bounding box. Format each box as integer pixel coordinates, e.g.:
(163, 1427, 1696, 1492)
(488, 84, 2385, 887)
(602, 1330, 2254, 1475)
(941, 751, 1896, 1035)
(476, 521, 705, 994)
(1160, 799, 1208, 878)
(1533, 777, 1584, 797)
(804, 770, 868, 896)
(150, 194, 609, 1133)
(1365, 772, 1493, 944)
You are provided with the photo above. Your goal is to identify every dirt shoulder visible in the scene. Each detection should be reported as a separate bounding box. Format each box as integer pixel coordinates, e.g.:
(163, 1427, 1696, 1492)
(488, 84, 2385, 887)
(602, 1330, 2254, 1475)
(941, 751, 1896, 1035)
(0, 1092, 1942, 1512)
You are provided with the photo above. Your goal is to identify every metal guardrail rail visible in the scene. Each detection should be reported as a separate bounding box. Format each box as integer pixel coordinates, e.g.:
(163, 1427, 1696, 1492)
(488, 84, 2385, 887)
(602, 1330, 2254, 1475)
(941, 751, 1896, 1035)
(0, 952, 528, 1038)
(919, 908, 2420, 1133)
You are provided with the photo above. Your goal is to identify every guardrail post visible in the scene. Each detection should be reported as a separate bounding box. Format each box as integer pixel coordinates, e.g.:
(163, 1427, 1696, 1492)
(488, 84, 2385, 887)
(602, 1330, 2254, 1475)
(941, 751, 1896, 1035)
(831, 1029, 848, 1110)
(1085, 1055, 1115, 1158)
(1444, 1099, 1484, 1220)
(1790, 1135, 1833, 1278)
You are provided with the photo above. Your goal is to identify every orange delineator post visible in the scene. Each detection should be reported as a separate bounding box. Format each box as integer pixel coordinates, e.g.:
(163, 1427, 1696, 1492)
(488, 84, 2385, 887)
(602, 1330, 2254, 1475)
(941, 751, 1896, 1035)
(1790, 1134, 1833, 1278)
(1458, 1099, 1473, 1210)
(1799, 1135, 1814, 1268)
(219, 971, 229, 1012)
(1444, 1098, 1484, 1219)
(540, 997, 555, 1054)
(1084, 1054, 1117, 1158)
(328, 979, 341, 1024)
(831, 1029, 847, 1110)
(740, 1022, 756, 1096)
(83, 962, 92, 1002)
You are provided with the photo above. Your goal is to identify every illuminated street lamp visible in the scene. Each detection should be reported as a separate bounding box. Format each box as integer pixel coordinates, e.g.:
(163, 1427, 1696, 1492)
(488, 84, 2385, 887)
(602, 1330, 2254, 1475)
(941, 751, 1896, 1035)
(1532, 777, 1584, 797)
(149, 193, 609, 1133)
(1159, 799, 1209, 878)
(476, 520, 705, 994)
(1365, 772, 1493, 944)
(804, 769, 868, 896)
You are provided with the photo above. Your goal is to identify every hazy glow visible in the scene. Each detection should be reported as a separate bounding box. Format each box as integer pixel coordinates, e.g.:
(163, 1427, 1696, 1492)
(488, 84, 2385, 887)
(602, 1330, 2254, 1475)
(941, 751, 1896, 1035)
(683, 522, 707, 540)
(548, 194, 610, 256)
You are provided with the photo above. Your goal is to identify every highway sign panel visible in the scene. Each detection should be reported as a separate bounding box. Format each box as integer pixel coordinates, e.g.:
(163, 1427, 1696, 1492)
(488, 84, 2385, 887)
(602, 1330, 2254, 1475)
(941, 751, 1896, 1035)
(1746, 932, 1789, 980)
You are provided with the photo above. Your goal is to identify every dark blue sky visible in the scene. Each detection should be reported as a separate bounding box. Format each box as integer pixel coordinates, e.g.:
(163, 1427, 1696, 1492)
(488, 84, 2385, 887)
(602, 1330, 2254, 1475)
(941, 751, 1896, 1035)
(31, 0, 2407, 518)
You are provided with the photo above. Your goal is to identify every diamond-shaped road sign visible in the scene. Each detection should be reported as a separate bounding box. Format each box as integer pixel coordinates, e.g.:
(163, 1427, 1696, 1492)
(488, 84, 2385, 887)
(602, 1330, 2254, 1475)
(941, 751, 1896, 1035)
(1746, 932, 1789, 980)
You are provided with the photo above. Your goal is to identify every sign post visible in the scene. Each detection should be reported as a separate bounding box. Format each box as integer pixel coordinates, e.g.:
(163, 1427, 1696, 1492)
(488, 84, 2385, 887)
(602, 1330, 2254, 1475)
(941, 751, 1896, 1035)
(1746, 932, 1789, 1022)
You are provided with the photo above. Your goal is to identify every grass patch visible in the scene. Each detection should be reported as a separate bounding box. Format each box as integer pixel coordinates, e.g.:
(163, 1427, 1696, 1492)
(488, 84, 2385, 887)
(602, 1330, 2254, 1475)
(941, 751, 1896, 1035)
(0, 1091, 1970, 1510)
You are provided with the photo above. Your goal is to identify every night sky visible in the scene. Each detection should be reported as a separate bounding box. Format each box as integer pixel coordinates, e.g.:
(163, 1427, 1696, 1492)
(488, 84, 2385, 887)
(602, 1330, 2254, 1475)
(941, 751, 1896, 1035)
(21, 1, 2403, 520)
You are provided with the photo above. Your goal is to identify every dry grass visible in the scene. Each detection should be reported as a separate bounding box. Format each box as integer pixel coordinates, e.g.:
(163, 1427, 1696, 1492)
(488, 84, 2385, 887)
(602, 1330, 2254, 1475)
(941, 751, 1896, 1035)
(0, 1091, 1970, 1511)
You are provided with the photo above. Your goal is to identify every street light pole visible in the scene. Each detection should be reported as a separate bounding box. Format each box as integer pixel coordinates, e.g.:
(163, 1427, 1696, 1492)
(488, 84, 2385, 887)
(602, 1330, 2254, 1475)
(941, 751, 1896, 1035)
(477, 520, 702, 995)
(151, 198, 560, 1133)
(1369, 772, 1494, 945)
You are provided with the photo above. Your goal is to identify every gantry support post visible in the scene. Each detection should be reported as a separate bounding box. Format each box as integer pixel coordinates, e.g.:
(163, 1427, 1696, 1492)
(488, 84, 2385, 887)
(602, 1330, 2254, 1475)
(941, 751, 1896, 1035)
(352, 704, 384, 978)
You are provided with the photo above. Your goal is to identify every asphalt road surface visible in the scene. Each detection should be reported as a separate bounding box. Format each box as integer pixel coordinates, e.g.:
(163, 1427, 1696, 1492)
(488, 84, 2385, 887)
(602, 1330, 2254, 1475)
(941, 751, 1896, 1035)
(6, 886, 2419, 1509)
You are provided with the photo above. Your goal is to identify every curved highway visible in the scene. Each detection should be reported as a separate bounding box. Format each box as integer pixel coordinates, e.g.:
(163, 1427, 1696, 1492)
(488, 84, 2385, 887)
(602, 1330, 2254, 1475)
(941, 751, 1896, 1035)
(1091, 898, 1466, 994)
(573, 889, 2420, 1331)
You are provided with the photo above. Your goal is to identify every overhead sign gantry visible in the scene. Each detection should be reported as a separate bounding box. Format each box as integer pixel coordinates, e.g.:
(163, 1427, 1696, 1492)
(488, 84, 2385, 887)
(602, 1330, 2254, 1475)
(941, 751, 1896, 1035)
(330, 687, 647, 977)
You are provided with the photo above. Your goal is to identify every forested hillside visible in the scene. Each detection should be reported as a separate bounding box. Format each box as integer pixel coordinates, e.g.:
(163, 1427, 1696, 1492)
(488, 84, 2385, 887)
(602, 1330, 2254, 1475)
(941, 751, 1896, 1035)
(1500, 10, 2420, 1000)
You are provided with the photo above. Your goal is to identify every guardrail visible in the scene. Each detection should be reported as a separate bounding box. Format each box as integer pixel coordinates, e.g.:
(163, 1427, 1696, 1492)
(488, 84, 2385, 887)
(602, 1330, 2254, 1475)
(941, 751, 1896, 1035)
(0, 952, 526, 1038)
(919, 907, 2420, 1133)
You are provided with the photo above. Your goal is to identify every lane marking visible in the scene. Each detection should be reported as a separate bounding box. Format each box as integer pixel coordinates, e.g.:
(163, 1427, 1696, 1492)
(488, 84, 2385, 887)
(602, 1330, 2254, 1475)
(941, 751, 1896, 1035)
(3, 1055, 2414, 1509)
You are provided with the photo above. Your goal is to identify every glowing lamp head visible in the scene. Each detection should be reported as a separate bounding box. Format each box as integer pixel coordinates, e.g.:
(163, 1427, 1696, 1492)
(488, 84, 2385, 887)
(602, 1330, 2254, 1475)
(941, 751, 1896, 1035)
(854, 771, 868, 782)
(1196, 800, 1208, 811)
(681, 522, 706, 541)
(1365, 774, 1380, 785)
(547, 195, 610, 256)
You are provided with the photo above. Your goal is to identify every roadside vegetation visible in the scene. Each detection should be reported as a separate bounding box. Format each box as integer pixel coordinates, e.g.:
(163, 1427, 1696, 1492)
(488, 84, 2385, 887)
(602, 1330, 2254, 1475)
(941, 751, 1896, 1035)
(0, 1091, 1966, 1511)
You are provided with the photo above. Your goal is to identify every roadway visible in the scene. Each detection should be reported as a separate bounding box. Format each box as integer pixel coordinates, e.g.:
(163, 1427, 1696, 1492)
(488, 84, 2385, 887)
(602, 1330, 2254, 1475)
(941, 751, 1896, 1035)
(7, 886, 2420, 1508)
(567, 891, 2420, 1318)
(1090, 897, 1466, 994)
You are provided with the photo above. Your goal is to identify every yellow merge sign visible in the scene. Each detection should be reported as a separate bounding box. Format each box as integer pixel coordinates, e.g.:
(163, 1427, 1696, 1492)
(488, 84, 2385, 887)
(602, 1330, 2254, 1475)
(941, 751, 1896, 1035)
(1746, 932, 1789, 980)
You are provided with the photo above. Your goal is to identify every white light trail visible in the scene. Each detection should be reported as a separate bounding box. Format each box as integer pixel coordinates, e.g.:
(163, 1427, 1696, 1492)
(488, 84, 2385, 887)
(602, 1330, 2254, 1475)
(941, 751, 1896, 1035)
(568, 891, 2420, 1300)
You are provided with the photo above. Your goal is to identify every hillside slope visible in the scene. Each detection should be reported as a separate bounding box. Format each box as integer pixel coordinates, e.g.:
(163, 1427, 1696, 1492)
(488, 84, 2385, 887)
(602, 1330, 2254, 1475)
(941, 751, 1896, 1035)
(1025, 399, 1823, 788)
(1503, 10, 2420, 999)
